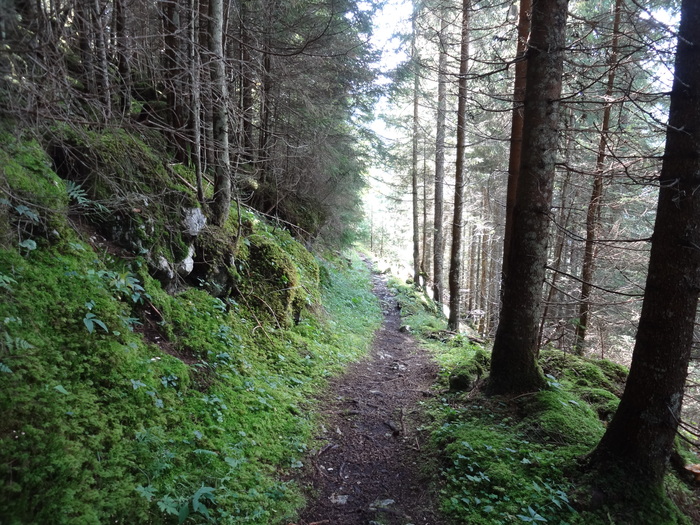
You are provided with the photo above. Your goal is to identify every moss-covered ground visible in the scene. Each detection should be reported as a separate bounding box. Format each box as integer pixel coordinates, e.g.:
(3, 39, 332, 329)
(388, 278, 699, 525)
(0, 127, 382, 524)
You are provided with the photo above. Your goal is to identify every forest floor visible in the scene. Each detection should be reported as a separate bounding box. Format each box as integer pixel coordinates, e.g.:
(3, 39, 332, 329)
(294, 266, 443, 525)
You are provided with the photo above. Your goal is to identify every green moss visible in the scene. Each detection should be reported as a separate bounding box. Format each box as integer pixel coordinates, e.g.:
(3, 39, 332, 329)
(540, 348, 627, 396)
(538, 349, 629, 425)
(570, 465, 692, 525)
(1, 231, 381, 524)
(0, 132, 71, 247)
(576, 386, 620, 421)
(0, 248, 172, 523)
(431, 398, 582, 524)
(1, 134, 68, 211)
(318, 262, 332, 288)
(46, 124, 198, 262)
(242, 233, 304, 328)
(448, 348, 490, 391)
(390, 277, 440, 316)
(251, 235, 299, 320)
(516, 390, 604, 446)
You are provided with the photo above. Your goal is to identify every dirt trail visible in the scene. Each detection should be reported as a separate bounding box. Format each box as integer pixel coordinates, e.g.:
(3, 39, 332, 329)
(295, 267, 442, 525)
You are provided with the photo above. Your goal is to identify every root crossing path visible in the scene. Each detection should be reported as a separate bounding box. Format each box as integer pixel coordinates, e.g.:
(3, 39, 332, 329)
(295, 268, 442, 525)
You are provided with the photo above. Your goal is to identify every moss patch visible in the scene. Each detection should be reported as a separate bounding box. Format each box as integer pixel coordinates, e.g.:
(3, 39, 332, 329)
(540, 349, 627, 423)
(387, 278, 695, 525)
(0, 132, 70, 247)
(46, 125, 198, 264)
(0, 239, 380, 524)
(0, 148, 382, 525)
(448, 348, 490, 391)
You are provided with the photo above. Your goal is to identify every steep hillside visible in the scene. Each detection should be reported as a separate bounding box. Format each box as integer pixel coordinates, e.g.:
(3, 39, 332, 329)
(0, 125, 381, 524)
(386, 279, 700, 525)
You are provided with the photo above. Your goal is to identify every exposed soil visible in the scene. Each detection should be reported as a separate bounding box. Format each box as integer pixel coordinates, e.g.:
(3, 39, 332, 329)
(294, 267, 443, 525)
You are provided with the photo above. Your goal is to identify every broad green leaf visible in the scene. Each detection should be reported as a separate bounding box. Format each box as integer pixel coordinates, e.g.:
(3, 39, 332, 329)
(18, 239, 36, 250)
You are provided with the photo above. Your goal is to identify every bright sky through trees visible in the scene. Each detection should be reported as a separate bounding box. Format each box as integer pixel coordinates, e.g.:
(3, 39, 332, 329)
(363, 0, 414, 271)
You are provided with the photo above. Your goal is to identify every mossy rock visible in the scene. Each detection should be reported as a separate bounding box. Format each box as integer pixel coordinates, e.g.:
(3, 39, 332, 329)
(392, 280, 440, 317)
(0, 132, 71, 246)
(189, 225, 240, 296)
(449, 349, 490, 391)
(576, 386, 621, 422)
(246, 234, 301, 327)
(319, 263, 332, 288)
(277, 233, 321, 313)
(540, 348, 627, 397)
(1, 134, 68, 211)
(44, 125, 200, 280)
(516, 389, 604, 446)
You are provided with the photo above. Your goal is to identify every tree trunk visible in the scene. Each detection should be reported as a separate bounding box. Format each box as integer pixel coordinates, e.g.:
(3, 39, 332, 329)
(411, 11, 421, 288)
(447, 0, 470, 331)
(208, 0, 231, 226)
(501, 0, 531, 284)
(93, 0, 111, 118)
(258, 37, 272, 185)
(189, 0, 205, 204)
(433, 13, 448, 304)
(421, 155, 431, 283)
(589, 0, 700, 485)
(488, 233, 499, 334)
(114, 0, 131, 115)
(239, 0, 255, 167)
(538, 168, 573, 349)
(75, 1, 96, 97)
(467, 223, 476, 312)
(161, 0, 188, 161)
(488, 0, 569, 395)
(573, 0, 623, 354)
(479, 190, 490, 335)
(198, 0, 214, 171)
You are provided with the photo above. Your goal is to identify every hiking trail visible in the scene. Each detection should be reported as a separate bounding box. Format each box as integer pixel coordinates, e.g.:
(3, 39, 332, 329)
(295, 266, 442, 524)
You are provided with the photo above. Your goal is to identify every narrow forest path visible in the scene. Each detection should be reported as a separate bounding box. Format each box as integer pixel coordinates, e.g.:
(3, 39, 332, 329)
(294, 265, 442, 525)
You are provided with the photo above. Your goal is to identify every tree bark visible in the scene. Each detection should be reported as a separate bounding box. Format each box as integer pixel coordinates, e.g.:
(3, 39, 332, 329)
(433, 13, 448, 304)
(488, 0, 569, 395)
(189, 0, 205, 204)
(573, 0, 623, 354)
(161, 0, 188, 161)
(467, 223, 476, 312)
(479, 189, 490, 335)
(258, 46, 272, 185)
(93, 0, 111, 118)
(75, 1, 96, 97)
(421, 155, 431, 283)
(447, 0, 470, 331)
(538, 167, 573, 349)
(589, 0, 700, 484)
(239, 0, 256, 167)
(114, 0, 131, 115)
(411, 11, 421, 288)
(501, 0, 531, 285)
(208, 0, 231, 226)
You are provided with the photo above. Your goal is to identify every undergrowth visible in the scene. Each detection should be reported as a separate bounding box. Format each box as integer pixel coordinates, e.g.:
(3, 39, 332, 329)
(0, 129, 381, 523)
(387, 279, 697, 525)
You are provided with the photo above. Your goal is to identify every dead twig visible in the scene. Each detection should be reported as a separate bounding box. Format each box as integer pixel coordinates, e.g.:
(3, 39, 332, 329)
(317, 443, 337, 457)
